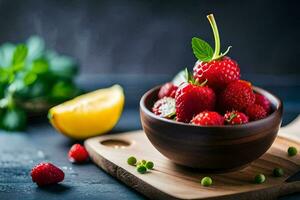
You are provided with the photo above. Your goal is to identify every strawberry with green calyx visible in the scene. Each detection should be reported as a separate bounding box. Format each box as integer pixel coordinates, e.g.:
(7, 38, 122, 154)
(175, 69, 216, 123)
(224, 110, 249, 125)
(192, 14, 240, 90)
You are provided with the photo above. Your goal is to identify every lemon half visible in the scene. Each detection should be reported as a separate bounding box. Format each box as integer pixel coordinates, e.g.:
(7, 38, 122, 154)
(49, 85, 124, 140)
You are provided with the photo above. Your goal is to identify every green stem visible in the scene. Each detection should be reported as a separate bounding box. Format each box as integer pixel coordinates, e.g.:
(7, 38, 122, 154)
(207, 14, 221, 60)
(2, 83, 17, 109)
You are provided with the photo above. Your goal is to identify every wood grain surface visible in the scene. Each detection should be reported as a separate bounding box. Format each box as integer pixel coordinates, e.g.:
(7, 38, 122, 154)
(84, 115, 300, 200)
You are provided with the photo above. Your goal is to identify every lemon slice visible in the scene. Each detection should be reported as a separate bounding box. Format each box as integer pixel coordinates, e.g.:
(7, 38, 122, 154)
(49, 85, 124, 139)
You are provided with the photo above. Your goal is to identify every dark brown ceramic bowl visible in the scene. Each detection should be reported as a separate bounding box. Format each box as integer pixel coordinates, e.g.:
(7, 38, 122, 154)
(140, 85, 283, 172)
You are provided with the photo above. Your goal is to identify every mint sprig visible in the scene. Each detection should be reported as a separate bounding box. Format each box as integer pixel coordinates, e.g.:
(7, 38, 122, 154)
(12, 45, 28, 71)
(192, 14, 232, 62)
(0, 36, 81, 131)
(13, 44, 28, 65)
(191, 37, 213, 62)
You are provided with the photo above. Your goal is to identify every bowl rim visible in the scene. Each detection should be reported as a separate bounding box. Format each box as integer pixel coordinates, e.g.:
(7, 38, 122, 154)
(140, 85, 283, 129)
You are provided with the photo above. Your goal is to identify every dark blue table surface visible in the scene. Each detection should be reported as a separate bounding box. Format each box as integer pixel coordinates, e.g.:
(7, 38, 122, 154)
(1, 74, 300, 200)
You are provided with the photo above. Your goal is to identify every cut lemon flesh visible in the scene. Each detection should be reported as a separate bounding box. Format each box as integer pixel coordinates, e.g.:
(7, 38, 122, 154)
(49, 85, 124, 139)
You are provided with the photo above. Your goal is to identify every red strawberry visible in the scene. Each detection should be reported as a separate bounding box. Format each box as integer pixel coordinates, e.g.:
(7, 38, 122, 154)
(158, 82, 178, 99)
(246, 104, 267, 121)
(224, 110, 248, 125)
(68, 144, 89, 163)
(255, 93, 271, 114)
(31, 162, 64, 186)
(191, 111, 224, 126)
(152, 97, 176, 118)
(193, 57, 240, 90)
(175, 82, 216, 122)
(191, 14, 239, 91)
(219, 80, 255, 112)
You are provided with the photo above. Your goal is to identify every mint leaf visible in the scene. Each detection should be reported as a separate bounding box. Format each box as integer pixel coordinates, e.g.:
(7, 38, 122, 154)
(0, 68, 14, 84)
(48, 54, 78, 79)
(50, 81, 81, 102)
(26, 36, 45, 61)
(31, 58, 48, 74)
(0, 43, 15, 67)
(13, 44, 28, 65)
(23, 72, 37, 85)
(191, 37, 213, 62)
(0, 68, 9, 83)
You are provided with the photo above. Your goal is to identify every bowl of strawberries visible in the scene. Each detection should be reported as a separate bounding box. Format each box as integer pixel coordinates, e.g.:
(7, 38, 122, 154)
(140, 14, 283, 171)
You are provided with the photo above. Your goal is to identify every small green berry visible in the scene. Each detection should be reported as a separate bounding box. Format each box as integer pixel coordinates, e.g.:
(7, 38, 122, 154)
(254, 174, 265, 184)
(288, 146, 297, 156)
(141, 160, 147, 165)
(273, 168, 284, 177)
(127, 156, 137, 166)
(200, 177, 212, 187)
(137, 165, 147, 174)
(145, 161, 154, 170)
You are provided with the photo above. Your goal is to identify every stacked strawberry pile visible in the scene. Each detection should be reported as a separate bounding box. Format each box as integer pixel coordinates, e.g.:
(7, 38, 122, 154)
(152, 14, 271, 126)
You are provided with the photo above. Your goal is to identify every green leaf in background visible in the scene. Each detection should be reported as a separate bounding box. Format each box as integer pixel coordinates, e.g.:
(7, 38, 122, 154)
(47, 53, 78, 79)
(23, 72, 37, 85)
(0, 68, 10, 83)
(191, 37, 213, 62)
(26, 79, 50, 98)
(12, 44, 28, 66)
(0, 68, 15, 84)
(0, 107, 26, 131)
(26, 36, 45, 61)
(50, 81, 81, 102)
(0, 84, 5, 99)
(0, 35, 81, 131)
(31, 58, 49, 74)
(14, 78, 50, 100)
(0, 43, 15, 67)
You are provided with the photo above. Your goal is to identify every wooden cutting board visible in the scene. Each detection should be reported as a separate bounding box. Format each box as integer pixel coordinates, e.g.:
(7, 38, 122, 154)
(84, 116, 300, 200)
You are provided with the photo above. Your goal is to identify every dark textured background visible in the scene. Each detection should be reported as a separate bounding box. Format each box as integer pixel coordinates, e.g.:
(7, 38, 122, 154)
(0, 0, 299, 75)
(1, 1, 300, 200)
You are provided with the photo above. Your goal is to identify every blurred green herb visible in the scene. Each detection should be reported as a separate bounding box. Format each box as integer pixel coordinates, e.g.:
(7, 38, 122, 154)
(0, 36, 82, 131)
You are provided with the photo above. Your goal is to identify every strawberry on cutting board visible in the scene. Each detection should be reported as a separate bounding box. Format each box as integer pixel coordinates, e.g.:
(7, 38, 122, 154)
(192, 14, 240, 91)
